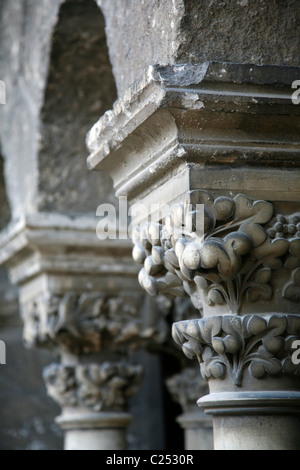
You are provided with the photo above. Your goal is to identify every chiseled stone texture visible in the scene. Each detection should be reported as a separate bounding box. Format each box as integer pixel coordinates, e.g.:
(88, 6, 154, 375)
(98, 0, 300, 96)
(96, 0, 185, 96)
(177, 0, 300, 67)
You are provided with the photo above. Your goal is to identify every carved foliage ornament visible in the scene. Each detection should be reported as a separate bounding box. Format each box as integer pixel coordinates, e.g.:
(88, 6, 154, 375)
(133, 191, 300, 313)
(172, 314, 300, 386)
(21, 292, 169, 353)
(43, 362, 143, 412)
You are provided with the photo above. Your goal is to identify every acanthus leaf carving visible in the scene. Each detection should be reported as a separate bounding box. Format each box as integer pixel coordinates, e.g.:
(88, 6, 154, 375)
(172, 314, 300, 387)
(43, 362, 144, 412)
(283, 268, 300, 303)
(21, 291, 170, 354)
(133, 190, 300, 314)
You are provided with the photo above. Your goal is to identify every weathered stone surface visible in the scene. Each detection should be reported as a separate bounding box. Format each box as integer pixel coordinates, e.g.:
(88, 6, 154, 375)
(1, 0, 299, 452)
(0, 0, 117, 220)
(96, 0, 185, 96)
(98, 0, 300, 95)
(133, 191, 300, 318)
(176, 0, 300, 68)
(0, 0, 63, 220)
(44, 362, 144, 412)
(87, 63, 300, 200)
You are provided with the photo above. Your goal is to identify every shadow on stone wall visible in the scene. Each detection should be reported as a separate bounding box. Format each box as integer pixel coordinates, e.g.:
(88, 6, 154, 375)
(38, 0, 118, 216)
(0, 323, 64, 450)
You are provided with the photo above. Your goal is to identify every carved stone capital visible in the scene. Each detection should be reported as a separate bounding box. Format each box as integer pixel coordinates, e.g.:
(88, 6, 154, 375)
(166, 367, 209, 413)
(21, 291, 169, 354)
(133, 191, 300, 316)
(43, 362, 143, 412)
(86, 61, 300, 450)
(173, 314, 300, 387)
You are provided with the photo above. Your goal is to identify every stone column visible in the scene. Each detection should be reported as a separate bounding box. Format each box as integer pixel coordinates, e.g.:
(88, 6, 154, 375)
(87, 62, 300, 450)
(165, 298, 213, 450)
(137, 193, 300, 451)
(166, 367, 213, 450)
(0, 218, 168, 449)
(44, 362, 142, 451)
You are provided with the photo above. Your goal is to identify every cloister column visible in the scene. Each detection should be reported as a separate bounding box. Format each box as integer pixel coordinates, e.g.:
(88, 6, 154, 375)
(0, 219, 168, 450)
(87, 62, 300, 450)
(44, 362, 141, 451)
(0, 0, 171, 450)
(166, 367, 213, 450)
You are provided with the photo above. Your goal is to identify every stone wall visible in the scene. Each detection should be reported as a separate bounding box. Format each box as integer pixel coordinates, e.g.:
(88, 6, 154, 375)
(98, 0, 300, 95)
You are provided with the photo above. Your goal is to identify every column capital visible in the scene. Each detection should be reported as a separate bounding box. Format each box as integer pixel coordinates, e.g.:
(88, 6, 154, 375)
(133, 190, 300, 316)
(86, 60, 300, 451)
(43, 362, 143, 413)
(0, 215, 171, 354)
(21, 290, 168, 354)
(173, 314, 300, 388)
(43, 362, 140, 451)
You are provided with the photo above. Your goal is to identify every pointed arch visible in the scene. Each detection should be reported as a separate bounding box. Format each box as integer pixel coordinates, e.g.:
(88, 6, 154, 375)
(38, 0, 117, 215)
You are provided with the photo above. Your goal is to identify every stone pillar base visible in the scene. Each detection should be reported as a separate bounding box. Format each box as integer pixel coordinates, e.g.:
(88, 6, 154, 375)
(198, 391, 300, 450)
(57, 411, 132, 451)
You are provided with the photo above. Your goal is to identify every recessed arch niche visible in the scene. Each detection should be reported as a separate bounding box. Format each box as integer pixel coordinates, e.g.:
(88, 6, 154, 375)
(38, 0, 117, 215)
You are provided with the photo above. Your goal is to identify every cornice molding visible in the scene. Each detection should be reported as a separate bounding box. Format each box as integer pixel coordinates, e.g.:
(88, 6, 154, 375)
(0, 214, 135, 284)
(87, 62, 300, 199)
